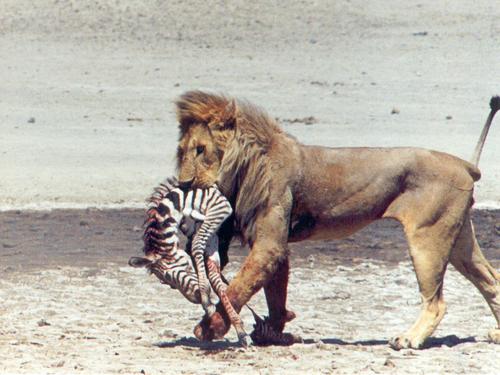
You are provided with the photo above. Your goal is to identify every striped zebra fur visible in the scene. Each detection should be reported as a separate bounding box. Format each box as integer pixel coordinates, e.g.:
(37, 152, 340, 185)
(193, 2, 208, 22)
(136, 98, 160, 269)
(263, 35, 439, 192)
(129, 177, 248, 346)
(248, 306, 302, 346)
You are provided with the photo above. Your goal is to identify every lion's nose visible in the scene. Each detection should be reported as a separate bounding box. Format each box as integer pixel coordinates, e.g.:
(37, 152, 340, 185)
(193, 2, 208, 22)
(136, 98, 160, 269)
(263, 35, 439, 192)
(178, 178, 194, 189)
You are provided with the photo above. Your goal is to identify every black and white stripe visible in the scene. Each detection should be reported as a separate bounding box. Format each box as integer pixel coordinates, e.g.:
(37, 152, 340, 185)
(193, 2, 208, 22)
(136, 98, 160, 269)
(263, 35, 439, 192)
(141, 177, 232, 315)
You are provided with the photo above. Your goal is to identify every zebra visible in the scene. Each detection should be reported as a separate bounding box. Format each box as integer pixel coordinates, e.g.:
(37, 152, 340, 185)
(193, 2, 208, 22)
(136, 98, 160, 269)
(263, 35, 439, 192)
(248, 307, 302, 346)
(128, 177, 248, 346)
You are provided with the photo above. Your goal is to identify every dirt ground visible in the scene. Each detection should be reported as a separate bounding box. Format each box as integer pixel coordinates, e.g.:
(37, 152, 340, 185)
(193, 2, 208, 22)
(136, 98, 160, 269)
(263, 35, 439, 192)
(1, 209, 499, 374)
(1, 0, 500, 373)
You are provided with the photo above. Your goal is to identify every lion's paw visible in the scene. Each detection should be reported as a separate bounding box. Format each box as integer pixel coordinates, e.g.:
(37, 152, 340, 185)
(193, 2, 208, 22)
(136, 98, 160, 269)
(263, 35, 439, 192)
(389, 334, 425, 350)
(488, 328, 500, 344)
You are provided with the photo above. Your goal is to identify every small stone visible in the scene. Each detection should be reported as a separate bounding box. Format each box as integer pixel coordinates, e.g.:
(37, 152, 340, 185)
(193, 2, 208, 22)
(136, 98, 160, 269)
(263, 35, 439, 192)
(494, 223, 500, 235)
(37, 319, 51, 327)
(133, 225, 142, 232)
(446, 115, 453, 120)
(391, 108, 400, 115)
(52, 360, 65, 368)
(28, 117, 36, 123)
(79, 220, 89, 226)
(310, 81, 328, 87)
(384, 358, 396, 367)
(334, 291, 351, 300)
(160, 329, 177, 338)
(307, 255, 315, 268)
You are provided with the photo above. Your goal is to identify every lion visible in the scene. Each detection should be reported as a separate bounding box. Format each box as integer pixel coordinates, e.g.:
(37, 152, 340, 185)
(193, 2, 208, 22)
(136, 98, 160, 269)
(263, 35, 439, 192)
(173, 90, 500, 350)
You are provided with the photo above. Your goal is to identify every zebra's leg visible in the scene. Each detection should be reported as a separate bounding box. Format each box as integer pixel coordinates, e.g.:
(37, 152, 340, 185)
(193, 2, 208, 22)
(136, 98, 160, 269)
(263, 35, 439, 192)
(192, 247, 216, 316)
(194, 204, 290, 342)
(206, 258, 248, 347)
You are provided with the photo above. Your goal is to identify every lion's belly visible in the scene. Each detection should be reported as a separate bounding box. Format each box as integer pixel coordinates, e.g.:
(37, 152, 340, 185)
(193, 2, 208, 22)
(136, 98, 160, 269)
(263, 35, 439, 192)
(288, 216, 373, 242)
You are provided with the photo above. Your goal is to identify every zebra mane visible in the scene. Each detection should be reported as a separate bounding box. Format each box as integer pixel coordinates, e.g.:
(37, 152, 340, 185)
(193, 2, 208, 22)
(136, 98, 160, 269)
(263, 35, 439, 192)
(142, 177, 179, 255)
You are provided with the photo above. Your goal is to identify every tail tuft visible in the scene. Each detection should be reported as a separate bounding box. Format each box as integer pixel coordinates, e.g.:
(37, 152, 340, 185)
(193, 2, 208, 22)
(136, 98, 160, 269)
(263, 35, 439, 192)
(490, 96, 500, 112)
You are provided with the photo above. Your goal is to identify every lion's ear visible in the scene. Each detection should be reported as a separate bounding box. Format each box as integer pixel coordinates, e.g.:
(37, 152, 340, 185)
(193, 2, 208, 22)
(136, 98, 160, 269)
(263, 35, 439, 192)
(210, 99, 237, 131)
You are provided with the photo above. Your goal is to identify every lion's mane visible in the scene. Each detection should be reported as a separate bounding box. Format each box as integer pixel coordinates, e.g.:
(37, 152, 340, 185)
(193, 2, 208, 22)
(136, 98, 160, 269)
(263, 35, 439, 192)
(176, 91, 286, 243)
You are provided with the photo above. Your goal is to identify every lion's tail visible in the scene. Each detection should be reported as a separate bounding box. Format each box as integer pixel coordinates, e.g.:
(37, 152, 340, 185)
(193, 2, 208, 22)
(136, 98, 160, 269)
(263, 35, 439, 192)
(470, 96, 500, 167)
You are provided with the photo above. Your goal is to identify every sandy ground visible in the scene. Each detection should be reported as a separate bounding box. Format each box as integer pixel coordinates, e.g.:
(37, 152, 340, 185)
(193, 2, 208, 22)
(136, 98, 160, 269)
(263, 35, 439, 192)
(1, 1, 500, 374)
(1, 209, 499, 374)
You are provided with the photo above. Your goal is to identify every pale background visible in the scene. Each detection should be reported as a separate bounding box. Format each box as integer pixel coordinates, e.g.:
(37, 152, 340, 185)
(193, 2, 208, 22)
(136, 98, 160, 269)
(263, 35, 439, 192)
(1, 0, 499, 210)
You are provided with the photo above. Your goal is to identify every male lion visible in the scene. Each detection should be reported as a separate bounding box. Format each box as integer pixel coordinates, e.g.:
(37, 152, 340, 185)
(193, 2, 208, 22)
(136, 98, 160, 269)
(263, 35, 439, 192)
(174, 91, 500, 350)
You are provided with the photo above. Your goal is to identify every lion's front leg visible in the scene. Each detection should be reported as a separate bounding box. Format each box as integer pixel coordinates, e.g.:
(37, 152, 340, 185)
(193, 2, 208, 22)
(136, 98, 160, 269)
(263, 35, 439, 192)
(194, 205, 290, 342)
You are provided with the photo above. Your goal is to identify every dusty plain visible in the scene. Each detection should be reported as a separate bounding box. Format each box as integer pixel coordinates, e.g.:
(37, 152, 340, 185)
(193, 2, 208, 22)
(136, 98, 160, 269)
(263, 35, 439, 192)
(1, 209, 500, 374)
(1, 0, 499, 374)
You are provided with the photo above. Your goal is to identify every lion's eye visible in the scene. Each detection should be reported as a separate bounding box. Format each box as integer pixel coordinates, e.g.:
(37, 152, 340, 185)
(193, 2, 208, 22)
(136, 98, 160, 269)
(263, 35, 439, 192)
(196, 145, 205, 156)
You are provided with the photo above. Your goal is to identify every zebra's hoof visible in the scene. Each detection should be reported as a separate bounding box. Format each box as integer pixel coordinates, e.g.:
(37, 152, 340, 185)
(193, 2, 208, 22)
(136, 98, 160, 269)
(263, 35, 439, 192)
(238, 333, 249, 348)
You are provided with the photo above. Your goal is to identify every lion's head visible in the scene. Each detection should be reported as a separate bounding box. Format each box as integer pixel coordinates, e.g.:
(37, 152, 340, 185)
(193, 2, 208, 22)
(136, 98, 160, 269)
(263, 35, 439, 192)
(175, 91, 284, 242)
(176, 91, 237, 188)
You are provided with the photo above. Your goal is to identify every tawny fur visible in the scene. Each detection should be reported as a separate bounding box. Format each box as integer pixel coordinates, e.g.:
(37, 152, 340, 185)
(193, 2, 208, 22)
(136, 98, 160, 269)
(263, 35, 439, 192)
(174, 91, 500, 349)
(176, 91, 283, 242)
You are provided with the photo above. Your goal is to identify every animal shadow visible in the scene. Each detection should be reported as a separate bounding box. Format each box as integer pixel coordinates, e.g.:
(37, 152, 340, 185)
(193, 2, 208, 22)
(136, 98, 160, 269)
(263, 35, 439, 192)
(304, 335, 477, 349)
(304, 338, 388, 346)
(422, 335, 477, 349)
(154, 334, 477, 351)
(154, 336, 242, 351)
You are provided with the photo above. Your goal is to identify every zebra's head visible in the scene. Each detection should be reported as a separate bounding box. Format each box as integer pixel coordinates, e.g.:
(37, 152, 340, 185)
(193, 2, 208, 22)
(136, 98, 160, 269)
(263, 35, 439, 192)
(128, 256, 178, 289)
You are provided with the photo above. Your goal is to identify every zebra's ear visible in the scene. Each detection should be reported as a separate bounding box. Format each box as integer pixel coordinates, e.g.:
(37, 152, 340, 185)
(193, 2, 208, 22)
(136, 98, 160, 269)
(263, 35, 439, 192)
(128, 257, 152, 268)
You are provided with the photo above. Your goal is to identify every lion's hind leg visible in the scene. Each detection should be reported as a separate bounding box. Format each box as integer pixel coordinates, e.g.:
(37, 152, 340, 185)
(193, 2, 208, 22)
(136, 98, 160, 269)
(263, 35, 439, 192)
(390, 204, 469, 350)
(449, 214, 500, 343)
(390, 230, 450, 350)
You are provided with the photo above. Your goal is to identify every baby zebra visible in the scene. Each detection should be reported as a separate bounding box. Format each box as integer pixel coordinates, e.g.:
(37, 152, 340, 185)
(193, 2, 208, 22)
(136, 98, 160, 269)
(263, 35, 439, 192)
(128, 178, 248, 346)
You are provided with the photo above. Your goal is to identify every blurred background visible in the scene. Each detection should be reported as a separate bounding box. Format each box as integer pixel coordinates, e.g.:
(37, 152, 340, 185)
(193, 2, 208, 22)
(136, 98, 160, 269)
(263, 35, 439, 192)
(1, 0, 499, 209)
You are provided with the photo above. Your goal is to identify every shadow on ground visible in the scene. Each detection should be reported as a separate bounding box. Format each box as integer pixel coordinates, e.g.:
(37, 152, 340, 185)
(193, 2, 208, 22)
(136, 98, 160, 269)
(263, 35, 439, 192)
(154, 334, 478, 351)
(304, 334, 477, 349)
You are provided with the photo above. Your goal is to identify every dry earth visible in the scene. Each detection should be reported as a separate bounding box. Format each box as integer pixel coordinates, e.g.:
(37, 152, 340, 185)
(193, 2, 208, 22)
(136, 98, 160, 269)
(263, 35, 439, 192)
(0, 209, 499, 374)
(1, 0, 500, 374)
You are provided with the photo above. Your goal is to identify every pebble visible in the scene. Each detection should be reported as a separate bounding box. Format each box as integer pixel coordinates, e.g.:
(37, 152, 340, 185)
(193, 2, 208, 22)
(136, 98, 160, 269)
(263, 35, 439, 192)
(494, 222, 500, 235)
(384, 358, 396, 367)
(51, 360, 65, 368)
(37, 319, 51, 327)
